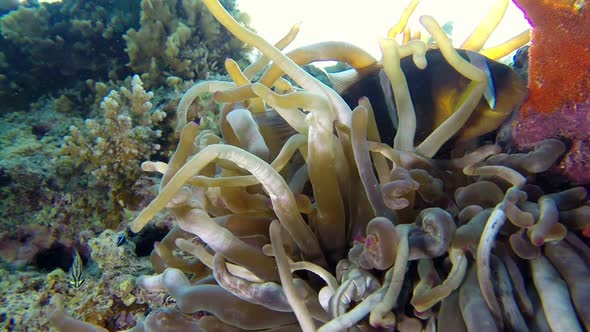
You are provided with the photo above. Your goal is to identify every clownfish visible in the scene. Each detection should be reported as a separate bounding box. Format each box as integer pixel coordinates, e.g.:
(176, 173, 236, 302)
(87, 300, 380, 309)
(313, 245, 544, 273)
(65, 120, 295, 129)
(336, 48, 527, 151)
(252, 48, 526, 160)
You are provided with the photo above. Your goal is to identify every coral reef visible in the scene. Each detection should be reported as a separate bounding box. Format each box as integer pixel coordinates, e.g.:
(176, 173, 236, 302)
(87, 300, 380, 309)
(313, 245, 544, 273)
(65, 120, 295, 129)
(0, 102, 98, 248)
(0, 224, 72, 270)
(0, 0, 249, 110)
(0, 0, 252, 249)
(123, 0, 250, 87)
(0, 1, 255, 329)
(508, 0, 590, 184)
(0, 0, 140, 109)
(0, 267, 57, 331)
(0, 75, 171, 268)
(61, 75, 166, 212)
(48, 0, 589, 331)
(0, 108, 65, 228)
(0, 229, 158, 331)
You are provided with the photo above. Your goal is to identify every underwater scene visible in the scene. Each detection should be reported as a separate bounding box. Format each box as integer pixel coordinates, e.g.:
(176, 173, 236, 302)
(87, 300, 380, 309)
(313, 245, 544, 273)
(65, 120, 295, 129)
(0, 0, 588, 330)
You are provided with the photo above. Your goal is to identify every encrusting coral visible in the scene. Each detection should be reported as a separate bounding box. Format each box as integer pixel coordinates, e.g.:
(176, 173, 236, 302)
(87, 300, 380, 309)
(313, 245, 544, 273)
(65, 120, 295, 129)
(512, 0, 589, 115)
(49, 0, 590, 331)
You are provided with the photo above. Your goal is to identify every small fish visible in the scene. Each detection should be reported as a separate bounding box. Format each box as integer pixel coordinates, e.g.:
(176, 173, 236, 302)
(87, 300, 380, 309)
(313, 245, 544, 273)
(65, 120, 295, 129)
(116, 233, 127, 247)
(68, 249, 84, 288)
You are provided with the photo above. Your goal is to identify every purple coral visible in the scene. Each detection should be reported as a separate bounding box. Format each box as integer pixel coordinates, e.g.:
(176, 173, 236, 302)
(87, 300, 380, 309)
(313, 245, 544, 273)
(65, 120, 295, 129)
(510, 98, 590, 184)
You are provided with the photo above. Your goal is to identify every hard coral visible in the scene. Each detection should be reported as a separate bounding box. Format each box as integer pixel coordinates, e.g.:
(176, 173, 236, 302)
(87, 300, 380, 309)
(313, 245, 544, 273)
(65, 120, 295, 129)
(0, 0, 249, 109)
(0, 227, 158, 331)
(61, 75, 166, 213)
(123, 0, 250, 87)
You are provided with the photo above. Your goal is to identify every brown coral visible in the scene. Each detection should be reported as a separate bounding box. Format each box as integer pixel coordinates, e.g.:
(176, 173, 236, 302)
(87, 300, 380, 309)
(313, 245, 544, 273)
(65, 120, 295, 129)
(123, 0, 250, 87)
(60, 75, 166, 227)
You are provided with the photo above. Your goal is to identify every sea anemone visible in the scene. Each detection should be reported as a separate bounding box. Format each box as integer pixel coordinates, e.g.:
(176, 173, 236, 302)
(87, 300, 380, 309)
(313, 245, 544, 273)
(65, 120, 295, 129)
(49, 0, 590, 331)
